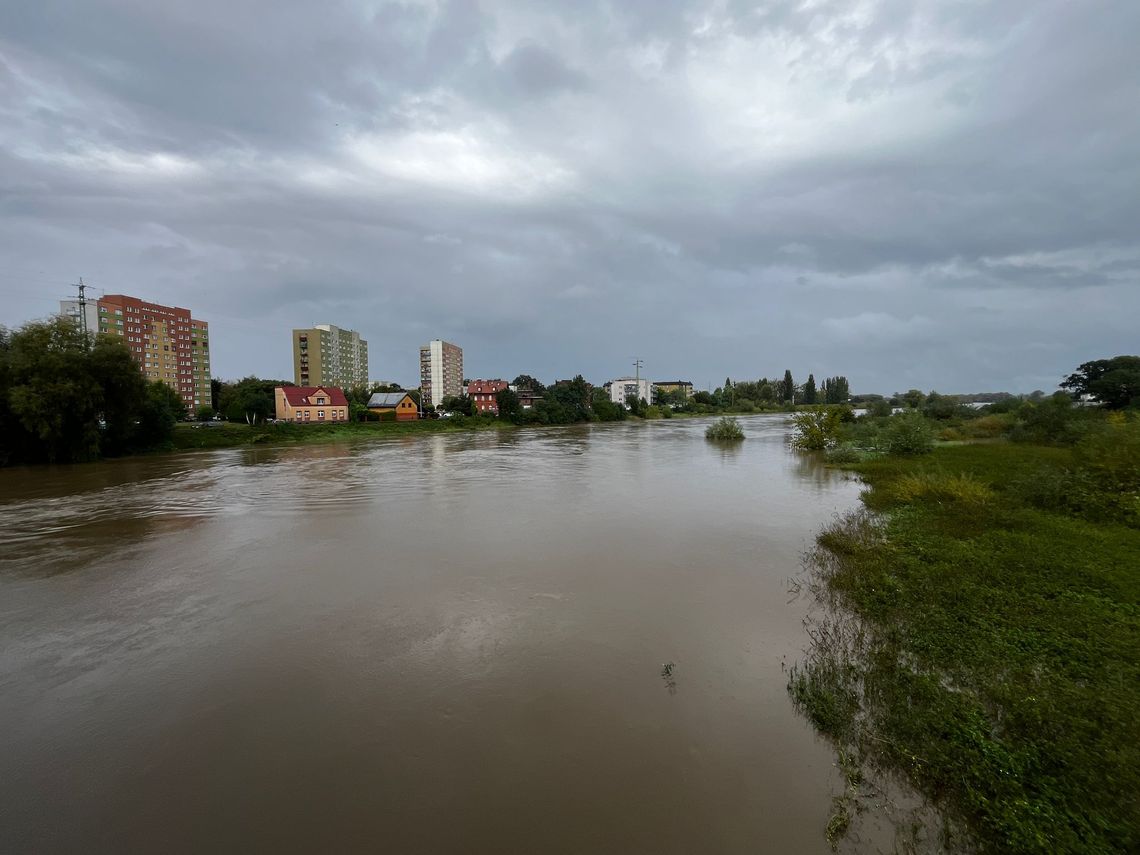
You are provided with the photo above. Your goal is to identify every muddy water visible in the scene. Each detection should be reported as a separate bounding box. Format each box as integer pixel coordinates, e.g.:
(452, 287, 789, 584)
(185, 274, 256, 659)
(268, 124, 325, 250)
(0, 416, 864, 854)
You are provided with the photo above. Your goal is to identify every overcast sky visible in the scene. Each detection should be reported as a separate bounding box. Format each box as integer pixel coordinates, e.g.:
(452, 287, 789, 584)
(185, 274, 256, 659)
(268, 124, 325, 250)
(2, 1, 1137, 393)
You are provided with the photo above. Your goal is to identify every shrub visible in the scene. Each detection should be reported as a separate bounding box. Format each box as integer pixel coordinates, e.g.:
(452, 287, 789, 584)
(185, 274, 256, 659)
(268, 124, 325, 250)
(883, 413, 934, 455)
(960, 414, 1013, 439)
(706, 416, 745, 441)
(886, 472, 994, 506)
(825, 444, 865, 464)
(866, 399, 893, 418)
(791, 406, 844, 450)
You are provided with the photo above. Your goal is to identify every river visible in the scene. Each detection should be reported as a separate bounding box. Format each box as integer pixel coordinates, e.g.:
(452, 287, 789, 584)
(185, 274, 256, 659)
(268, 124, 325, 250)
(0, 415, 869, 853)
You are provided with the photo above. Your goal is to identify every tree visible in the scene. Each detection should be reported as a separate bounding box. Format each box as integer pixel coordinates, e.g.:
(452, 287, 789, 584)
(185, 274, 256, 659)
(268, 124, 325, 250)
(802, 374, 817, 405)
(512, 374, 546, 394)
(1061, 356, 1140, 409)
(135, 382, 186, 447)
(1, 318, 178, 464)
(791, 406, 843, 450)
(196, 405, 214, 421)
(219, 377, 277, 424)
(495, 387, 520, 419)
(692, 390, 716, 406)
(780, 370, 795, 404)
(822, 376, 850, 405)
(440, 394, 475, 416)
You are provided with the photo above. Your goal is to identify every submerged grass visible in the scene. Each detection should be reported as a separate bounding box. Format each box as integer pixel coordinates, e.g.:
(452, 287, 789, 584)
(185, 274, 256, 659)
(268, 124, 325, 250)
(790, 442, 1140, 853)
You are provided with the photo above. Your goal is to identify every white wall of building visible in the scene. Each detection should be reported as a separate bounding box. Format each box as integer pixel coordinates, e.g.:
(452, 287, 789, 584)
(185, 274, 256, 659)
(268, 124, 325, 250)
(607, 377, 654, 406)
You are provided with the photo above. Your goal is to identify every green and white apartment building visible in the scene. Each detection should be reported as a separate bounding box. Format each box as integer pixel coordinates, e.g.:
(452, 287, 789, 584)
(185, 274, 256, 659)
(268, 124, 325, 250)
(292, 324, 369, 388)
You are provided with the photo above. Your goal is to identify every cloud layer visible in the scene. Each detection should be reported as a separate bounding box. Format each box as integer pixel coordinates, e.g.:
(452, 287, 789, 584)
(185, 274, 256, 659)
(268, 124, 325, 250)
(2, 0, 1138, 392)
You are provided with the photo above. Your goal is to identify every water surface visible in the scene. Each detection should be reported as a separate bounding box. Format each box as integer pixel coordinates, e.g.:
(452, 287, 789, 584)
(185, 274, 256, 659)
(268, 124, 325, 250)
(1, 415, 864, 853)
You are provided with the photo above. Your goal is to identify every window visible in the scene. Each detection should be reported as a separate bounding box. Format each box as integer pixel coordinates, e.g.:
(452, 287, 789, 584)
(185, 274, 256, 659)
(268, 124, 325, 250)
(318, 410, 325, 420)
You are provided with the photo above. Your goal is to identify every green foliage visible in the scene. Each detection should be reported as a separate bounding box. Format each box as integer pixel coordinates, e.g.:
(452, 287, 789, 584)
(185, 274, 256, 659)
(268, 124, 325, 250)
(495, 387, 521, 419)
(0, 318, 182, 464)
(196, 404, 215, 421)
(794, 443, 1140, 852)
(217, 376, 279, 424)
(825, 443, 869, 465)
(883, 412, 934, 455)
(791, 406, 844, 450)
(821, 375, 850, 405)
(866, 398, 893, 418)
(512, 374, 547, 394)
(1061, 355, 1140, 409)
(780, 369, 795, 403)
(802, 373, 817, 405)
(705, 416, 744, 441)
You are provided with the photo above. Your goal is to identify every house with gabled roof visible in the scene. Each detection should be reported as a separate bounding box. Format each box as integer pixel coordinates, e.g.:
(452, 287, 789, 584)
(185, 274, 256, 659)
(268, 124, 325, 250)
(367, 391, 418, 421)
(275, 386, 349, 423)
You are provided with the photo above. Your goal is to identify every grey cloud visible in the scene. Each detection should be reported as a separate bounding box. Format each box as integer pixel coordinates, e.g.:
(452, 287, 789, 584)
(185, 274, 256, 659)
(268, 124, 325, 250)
(1, 0, 1138, 394)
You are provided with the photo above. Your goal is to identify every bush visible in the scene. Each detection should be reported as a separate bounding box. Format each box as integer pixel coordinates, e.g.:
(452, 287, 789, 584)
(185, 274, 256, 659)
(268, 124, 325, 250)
(825, 444, 866, 464)
(960, 413, 1013, 439)
(883, 412, 934, 455)
(866, 399, 893, 418)
(791, 406, 844, 450)
(886, 472, 994, 506)
(706, 416, 745, 441)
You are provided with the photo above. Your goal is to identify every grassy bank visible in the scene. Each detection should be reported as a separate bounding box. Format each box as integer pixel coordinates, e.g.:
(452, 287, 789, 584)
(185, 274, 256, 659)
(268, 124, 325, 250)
(789, 441, 1139, 853)
(169, 417, 512, 451)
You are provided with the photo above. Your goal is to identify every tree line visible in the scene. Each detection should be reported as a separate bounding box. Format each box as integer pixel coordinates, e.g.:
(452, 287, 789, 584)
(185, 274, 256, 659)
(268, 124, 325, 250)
(0, 319, 188, 465)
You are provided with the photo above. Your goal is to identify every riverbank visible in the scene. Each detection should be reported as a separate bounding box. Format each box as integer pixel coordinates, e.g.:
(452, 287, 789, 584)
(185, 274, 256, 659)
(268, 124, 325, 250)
(789, 440, 1139, 852)
(169, 417, 513, 451)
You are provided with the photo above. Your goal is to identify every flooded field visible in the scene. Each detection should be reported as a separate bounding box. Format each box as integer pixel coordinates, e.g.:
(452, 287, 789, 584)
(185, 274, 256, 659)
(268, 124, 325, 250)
(0, 415, 869, 853)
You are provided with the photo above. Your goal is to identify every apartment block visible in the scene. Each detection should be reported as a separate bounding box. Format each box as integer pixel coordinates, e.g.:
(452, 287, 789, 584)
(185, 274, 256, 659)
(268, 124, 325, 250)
(605, 377, 655, 406)
(292, 324, 368, 388)
(419, 339, 463, 408)
(61, 294, 211, 412)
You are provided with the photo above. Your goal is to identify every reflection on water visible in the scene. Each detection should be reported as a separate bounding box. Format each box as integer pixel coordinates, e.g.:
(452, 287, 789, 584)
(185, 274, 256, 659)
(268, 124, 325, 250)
(0, 415, 868, 854)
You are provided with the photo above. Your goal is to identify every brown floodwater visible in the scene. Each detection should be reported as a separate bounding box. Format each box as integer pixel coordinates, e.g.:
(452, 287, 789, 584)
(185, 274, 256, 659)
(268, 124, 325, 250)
(0, 415, 869, 854)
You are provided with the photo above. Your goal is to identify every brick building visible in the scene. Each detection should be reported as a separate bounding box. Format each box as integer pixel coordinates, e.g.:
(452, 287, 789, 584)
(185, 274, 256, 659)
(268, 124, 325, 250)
(468, 379, 509, 414)
(61, 294, 211, 412)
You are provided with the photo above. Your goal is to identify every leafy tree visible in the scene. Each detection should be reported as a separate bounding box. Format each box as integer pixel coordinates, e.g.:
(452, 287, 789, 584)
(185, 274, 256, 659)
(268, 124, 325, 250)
(135, 381, 186, 447)
(791, 406, 843, 450)
(802, 374, 817, 405)
(692, 390, 716, 406)
(495, 387, 521, 419)
(822, 376, 851, 405)
(898, 389, 926, 409)
(1061, 356, 1140, 409)
(757, 382, 775, 403)
(512, 374, 546, 394)
(219, 377, 277, 424)
(440, 394, 475, 416)
(0, 318, 180, 464)
(196, 405, 214, 421)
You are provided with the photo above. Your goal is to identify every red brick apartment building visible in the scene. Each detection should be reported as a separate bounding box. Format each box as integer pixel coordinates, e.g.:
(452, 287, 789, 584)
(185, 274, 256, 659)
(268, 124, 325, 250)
(467, 379, 509, 414)
(61, 293, 211, 412)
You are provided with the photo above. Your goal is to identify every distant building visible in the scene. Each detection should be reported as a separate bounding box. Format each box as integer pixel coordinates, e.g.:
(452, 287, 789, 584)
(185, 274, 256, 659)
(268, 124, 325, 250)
(605, 377, 655, 407)
(275, 386, 349, 423)
(468, 379, 509, 414)
(654, 381, 693, 400)
(292, 325, 368, 388)
(367, 391, 418, 421)
(420, 339, 463, 408)
(60, 294, 210, 412)
(510, 384, 543, 410)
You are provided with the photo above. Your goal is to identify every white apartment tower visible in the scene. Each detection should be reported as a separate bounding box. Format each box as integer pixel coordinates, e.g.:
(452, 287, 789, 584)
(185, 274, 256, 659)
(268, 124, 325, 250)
(419, 339, 463, 408)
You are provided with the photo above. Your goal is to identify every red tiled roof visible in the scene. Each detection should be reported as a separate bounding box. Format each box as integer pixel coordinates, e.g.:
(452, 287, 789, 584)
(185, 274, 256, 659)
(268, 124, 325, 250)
(279, 386, 349, 407)
(467, 379, 509, 394)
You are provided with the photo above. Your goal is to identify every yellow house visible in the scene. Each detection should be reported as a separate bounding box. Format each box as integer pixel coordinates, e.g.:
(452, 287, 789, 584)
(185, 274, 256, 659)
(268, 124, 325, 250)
(367, 391, 419, 421)
(275, 386, 350, 423)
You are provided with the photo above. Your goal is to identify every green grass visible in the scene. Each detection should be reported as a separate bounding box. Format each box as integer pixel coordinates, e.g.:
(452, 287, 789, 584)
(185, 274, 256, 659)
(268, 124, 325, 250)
(790, 442, 1140, 853)
(169, 417, 511, 451)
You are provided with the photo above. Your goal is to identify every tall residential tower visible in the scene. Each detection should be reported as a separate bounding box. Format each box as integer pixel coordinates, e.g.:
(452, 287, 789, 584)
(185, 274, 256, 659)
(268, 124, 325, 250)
(419, 339, 463, 408)
(61, 294, 211, 412)
(292, 324, 368, 388)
